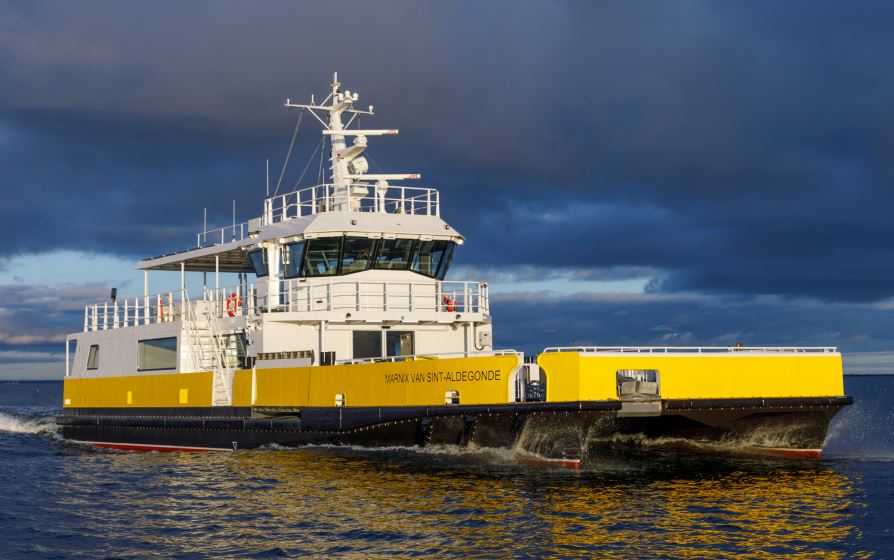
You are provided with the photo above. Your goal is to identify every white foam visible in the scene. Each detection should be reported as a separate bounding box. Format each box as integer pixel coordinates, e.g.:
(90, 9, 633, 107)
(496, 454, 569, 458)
(0, 411, 57, 435)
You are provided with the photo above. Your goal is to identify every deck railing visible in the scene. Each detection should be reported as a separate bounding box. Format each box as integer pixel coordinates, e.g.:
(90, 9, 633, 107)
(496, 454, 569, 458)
(542, 346, 839, 354)
(196, 221, 253, 247)
(336, 349, 519, 366)
(193, 184, 441, 248)
(264, 183, 440, 224)
(276, 279, 487, 314)
(82, 279, 485, 332)
(82, 285, 255, 332)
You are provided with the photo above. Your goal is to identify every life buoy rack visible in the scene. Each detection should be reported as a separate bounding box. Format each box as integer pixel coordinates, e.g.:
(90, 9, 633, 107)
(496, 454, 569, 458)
(442, 295, 456, 313)
(157, 294, 167, 321)
(226, 292, 243, 317)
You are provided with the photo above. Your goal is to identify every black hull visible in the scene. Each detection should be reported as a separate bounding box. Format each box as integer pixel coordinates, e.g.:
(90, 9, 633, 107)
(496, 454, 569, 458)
(58, 397, 852, 458)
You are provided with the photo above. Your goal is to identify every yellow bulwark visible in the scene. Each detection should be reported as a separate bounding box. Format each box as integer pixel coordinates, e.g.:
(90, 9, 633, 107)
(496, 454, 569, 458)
(63, 354, 521, 409)
(63, 349, 843, 410)
(537, 349, 845, 402)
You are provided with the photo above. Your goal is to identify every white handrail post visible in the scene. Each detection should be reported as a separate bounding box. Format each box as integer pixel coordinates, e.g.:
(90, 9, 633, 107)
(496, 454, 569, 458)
(124, 300, 129, 327)
(113, 302, 119, 329)
(83, 306, 88, 333)
(92, 304, 98, 331)
(356, 281, 360, 311)
(103, 302, 108, 330)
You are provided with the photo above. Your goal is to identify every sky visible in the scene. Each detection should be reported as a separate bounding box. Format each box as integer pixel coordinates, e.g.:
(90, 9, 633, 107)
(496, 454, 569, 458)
(1, 1, 893, 378)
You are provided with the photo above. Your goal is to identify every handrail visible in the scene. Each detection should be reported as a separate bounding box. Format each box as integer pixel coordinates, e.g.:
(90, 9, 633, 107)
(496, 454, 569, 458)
(277, 279, 488, 314)
(542, 346, 839, 354)
(336, 349, 520, 366)
(83, 290, 178, 332)
(264, 183, 440, 224)
(197, 221, 253, 247)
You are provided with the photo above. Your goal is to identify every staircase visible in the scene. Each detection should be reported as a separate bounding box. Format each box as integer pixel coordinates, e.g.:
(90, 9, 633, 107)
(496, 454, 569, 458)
(183, 292, 236, 407)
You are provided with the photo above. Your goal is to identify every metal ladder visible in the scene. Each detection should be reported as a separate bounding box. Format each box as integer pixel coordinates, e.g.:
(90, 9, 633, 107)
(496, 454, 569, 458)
(183, 291, 234, 406)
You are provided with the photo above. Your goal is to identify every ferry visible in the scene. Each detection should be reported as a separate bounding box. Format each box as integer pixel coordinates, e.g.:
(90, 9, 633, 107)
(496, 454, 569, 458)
(58, 74, 852, 461)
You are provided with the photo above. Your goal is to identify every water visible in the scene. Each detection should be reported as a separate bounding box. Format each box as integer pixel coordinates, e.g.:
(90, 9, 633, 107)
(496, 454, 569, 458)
(0, 378, 891, 559)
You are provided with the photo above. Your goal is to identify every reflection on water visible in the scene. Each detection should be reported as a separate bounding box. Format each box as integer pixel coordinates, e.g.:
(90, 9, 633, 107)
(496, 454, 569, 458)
(1, 379, 890, 559)
(48, 444, 870, 559)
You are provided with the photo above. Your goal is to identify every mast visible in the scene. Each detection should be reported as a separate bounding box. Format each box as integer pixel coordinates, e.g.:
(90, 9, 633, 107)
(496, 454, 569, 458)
(284, 72, 420, 211)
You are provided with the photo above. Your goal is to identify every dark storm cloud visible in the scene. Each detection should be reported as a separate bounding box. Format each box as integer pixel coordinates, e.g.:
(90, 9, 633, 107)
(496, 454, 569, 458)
(0, 283, 107, 347)
(490, 292, 894, 361)
(1, 0, 894, 302)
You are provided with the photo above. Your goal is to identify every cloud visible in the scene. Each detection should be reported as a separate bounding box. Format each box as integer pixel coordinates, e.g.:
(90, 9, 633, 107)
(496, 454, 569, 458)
(0, 1, 893, 378)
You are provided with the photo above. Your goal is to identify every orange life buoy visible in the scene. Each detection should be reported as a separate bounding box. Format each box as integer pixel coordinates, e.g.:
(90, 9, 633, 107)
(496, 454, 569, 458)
(226, 292, 243, 317)
(158, 294, 166, 321)
(442, 295, 456, 313)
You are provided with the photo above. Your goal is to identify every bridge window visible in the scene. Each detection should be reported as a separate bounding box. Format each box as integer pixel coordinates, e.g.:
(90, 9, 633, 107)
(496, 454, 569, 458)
(436, 242, 455, 280)
(341, 237, 377, 275)
(87, 344, 99, 370)
(249, 250, 268, 278)
(283, 242, 305, 279)
(375, 238, 415, 270)
(138, 337, 178, 371)
(411, 240, 449, 278)
(303, 237, 342, 277)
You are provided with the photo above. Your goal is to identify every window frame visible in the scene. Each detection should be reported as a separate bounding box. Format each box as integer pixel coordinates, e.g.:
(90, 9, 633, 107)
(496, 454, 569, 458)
(248, 249, 269, 278)
(137, 337, 179, 372)
(282, 241, 307, 279)
(86, 344, 99, 370)
(301, 236, 344, 278)
(374, 238, 418, 271)
(340, 236, 379, 276)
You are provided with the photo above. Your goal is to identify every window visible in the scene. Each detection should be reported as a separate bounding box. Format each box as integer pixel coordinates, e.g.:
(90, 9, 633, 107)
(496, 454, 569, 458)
(86, 345, 99, 370)
(222, 333, 248, 368)
(386, 331, 414, 357)
(353, 331, 381, 360)
(138, 337, 178, 371)
(249, 250, 268, 278)
(283, 242, 305, 279)
(411, 240, 449, 278)
(352, 330, 415, 359)
(375, 238, 415, 270)
(303, 237, 342, 277)
(341, 237, 377, 275)
(436, 242, 455, 280)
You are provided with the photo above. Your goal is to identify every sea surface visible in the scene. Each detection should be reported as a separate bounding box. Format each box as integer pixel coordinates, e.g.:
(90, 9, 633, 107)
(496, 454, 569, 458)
(0, 377, 891, 559)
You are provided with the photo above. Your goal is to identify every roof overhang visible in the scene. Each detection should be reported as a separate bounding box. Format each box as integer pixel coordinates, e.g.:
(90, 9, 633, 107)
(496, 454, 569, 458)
(138, 238, 256, 272)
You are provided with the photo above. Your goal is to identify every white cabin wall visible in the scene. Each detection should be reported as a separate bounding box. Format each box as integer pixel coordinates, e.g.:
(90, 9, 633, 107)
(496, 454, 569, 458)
(69, 321, 181, 378)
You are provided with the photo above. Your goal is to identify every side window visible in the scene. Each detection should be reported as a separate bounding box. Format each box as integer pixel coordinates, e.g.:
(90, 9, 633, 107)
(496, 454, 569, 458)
(249, 250, 268, 278)
(303, 237, 342, 277)
(341, 237, 377, 274)
(283, 242, 305, 278)
(353, 331, 381, 360)
(138, 337, 178, 371)
(375, 238, 415, 270)
(86, 345, 99, 370)
(436, 242, 455, 280)
(411, 240, 448, 278)
(386, 331, 414, 357)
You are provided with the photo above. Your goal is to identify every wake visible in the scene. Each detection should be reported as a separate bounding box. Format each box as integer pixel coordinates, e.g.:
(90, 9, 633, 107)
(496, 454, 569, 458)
(0, 410, 58, 436)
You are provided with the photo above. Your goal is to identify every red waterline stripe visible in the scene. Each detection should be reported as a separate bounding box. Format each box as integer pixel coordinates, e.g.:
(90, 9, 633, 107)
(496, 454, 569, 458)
(84, 441, 231, 453)
(517, 456, 582, 470)
(746, 447, 823, 459)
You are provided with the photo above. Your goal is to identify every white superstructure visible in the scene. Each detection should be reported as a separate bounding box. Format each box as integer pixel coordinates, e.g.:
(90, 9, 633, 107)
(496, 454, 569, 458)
(68, 74, 493, 406)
